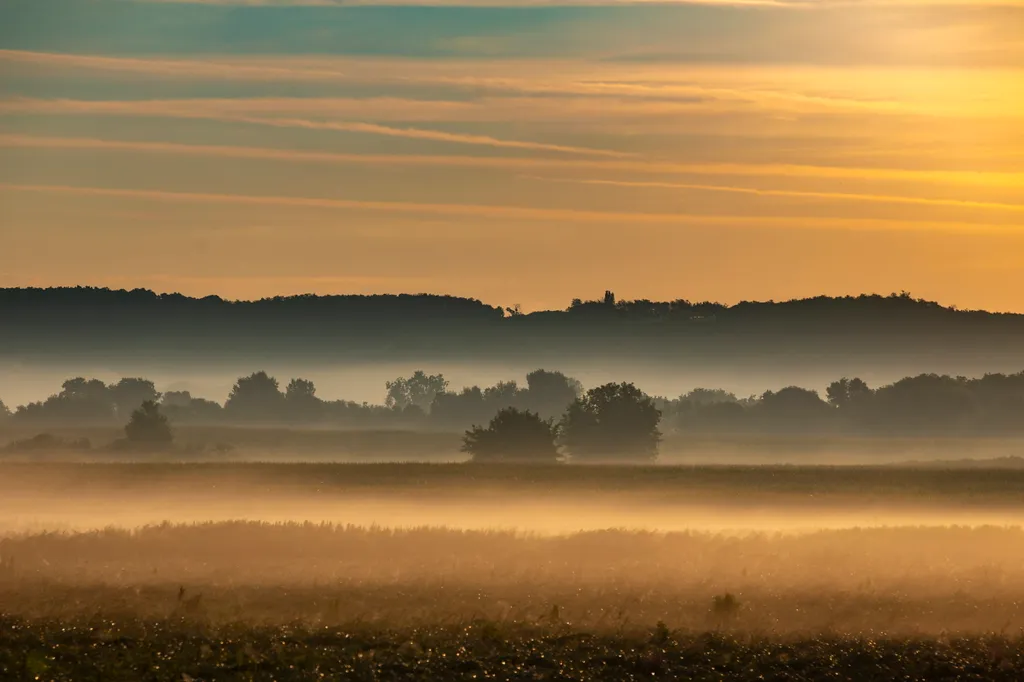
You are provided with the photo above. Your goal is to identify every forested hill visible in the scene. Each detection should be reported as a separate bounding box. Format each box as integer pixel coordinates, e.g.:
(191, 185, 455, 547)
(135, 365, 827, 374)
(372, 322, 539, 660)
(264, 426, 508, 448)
(1, 287, 1022, 362)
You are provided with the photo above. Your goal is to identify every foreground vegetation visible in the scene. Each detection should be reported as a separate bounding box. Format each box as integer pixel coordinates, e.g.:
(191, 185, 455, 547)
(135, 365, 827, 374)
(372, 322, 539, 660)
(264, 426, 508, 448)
(5, 523, 1024, 679)
(3, 502, 1024, 679)
(3, 617, 1023, 681)
(5, 523, 1024, 632)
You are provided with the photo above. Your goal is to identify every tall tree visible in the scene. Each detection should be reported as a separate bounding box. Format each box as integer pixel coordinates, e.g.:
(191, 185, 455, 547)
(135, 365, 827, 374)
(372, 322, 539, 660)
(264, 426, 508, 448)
(124, 400, 173, 446)
(109, 378, 161, 419)
(285, 378, 323, 421)
(385, 371, 448, 412)
(826, 377, 872, 410)
(225, 371, 286, 420)
(524, 369, 583, 419)
(560, 382, 661, 462)
(55, 378, 115, 422)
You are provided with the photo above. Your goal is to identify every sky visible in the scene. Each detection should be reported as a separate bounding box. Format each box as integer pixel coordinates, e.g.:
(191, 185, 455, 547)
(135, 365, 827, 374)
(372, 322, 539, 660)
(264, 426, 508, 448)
(0, 0, 1022, 312)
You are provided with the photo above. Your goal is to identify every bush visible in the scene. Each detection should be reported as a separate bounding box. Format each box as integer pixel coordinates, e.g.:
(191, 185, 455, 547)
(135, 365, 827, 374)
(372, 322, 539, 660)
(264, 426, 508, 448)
(124, 401, 173, 446)
(462, 408, 561, 463)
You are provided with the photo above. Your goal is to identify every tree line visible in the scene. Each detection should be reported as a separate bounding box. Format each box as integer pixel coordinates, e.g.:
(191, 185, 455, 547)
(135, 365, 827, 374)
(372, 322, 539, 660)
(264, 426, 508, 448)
(4, 368, 1024, 448)
(4, 289, 1023, 363)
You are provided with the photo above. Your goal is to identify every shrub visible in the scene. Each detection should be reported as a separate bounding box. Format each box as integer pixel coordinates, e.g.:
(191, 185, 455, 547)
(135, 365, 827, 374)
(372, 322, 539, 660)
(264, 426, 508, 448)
(462, 408, 561, 463)
(124, 400, 173, 446)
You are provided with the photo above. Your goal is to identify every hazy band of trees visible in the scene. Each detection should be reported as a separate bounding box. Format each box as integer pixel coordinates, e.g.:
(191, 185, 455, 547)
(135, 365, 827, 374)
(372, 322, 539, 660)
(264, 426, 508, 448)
(4, 367, 1024, 457)
(4, 289, 1024, 362)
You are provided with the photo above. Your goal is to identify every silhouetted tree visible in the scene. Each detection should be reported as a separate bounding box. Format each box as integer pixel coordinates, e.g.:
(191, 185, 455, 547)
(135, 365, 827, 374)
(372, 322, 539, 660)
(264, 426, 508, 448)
(968, 371, 1024, 432)
(755, 387, 833, 432)
(826, 377, 872, 410)
(162, 390, 193, 408)
(681, 388, 738, 406)
(523, 369, 583, 419)
(286, 378, 317, 402)
(124, 400, 173, 445)
(430, 386, 491, 427)
(109, 378, 161, 419)
(0, 398, 9, 422)
(865, 374, 977, 434)
(385, 371, 448, 412)
(284, 378, 324, 421)
(483, 380, 524, 405)
(63, 379, 114, 420)
(432, 372, 582, 428)
(13, 378, 116, 423)
(462, 408, 560, 463)
(225, 371, 285, 420)
(560, 382, 661, 462)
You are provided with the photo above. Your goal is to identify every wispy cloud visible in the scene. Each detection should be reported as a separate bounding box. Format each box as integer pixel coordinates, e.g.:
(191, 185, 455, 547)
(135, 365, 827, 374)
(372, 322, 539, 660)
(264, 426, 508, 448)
(4, 51, 1020, 120)
(524, 176, 1024, 212)
(0, 92, 923, 119)
(0, 49, 356, 81)
(0, 99, 629, 157)
(0, 182, 1016, 233)
(3, 134, 1021, 188)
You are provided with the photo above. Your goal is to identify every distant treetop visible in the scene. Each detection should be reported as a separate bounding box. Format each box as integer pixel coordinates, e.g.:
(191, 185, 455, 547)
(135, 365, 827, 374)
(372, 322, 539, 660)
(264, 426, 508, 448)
(0, 286, 1009, 319)
(0, 287, 1019, 360)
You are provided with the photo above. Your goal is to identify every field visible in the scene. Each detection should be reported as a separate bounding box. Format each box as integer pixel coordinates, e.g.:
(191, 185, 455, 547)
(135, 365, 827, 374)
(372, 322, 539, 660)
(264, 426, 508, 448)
(5, 462, 1024, 679)
(4, 620, 1023, 681)
(4, 423, 1024, 465)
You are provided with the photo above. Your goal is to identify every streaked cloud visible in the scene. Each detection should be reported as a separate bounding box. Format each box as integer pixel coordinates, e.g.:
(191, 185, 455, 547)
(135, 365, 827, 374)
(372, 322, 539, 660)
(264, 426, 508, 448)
(524, 175, 1024, 212)
(1, 182, 1017, 234)
(0, 98, 629, 156)
(3, 134, 1022, 188)
(4, 51, 1021, 121)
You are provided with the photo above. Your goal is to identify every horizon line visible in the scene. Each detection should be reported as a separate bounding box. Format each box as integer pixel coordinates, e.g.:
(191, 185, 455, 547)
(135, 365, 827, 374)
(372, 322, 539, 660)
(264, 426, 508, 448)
(0, 284, 1015, 316)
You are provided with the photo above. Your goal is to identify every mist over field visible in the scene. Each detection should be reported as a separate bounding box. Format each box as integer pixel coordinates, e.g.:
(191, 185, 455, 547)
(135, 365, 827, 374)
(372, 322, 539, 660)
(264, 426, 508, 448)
(3, 0, 1023, 672)
(5, 462, 1024, 657)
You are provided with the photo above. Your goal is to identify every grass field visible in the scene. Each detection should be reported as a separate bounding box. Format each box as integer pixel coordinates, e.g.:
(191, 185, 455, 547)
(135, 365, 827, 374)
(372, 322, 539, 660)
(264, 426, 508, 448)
(4, 619, 1023, 681)
(4, 522, 1024, 679)
(5, 462, 1024, 679)
(4, 424, 1024, 466)
(6, 461, 1024, 534)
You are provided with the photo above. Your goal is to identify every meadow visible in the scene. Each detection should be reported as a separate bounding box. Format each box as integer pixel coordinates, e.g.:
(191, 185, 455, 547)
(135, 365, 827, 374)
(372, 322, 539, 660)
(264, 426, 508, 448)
(4, 423, 1024, 465)
(6, 462, 1024, 679)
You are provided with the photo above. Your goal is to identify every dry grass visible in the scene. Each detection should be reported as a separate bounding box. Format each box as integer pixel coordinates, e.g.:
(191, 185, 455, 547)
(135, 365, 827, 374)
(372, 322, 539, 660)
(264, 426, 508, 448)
(4, 523, 1024, 636)
(5, 461, 1024, 678)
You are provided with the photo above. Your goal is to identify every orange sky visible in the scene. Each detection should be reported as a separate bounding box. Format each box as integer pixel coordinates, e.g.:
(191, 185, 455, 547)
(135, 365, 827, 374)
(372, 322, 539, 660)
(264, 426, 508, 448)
(0, 2, 1022, 311)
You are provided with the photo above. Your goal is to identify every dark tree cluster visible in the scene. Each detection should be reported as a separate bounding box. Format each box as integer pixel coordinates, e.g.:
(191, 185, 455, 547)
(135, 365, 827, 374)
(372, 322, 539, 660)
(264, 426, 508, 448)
(5, 369, 1024, 454)
(3, 288, 1023, 365)
(460, 381, 662, 464)
(9, 377, 160, 425)
(432, 370, 583, 426)
(123, 400, 174, 446)
(658, 371, 1024, 437)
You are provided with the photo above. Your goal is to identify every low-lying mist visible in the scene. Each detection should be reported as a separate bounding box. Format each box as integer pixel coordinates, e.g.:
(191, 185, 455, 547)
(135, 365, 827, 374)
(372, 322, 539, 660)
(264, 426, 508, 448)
(5, 462, 1024, 636)
(4, 521, 1024, 635)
